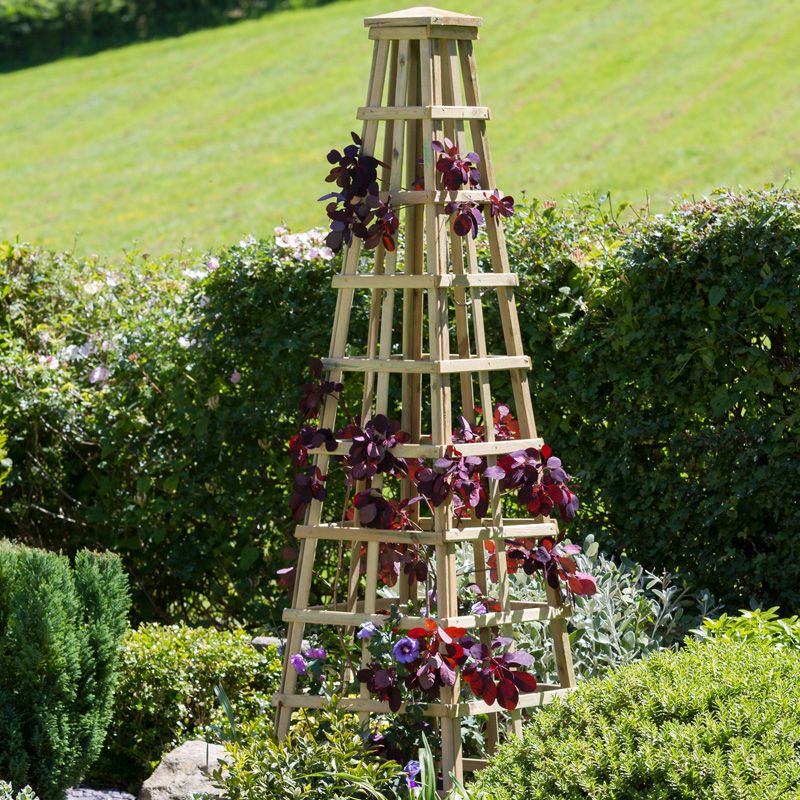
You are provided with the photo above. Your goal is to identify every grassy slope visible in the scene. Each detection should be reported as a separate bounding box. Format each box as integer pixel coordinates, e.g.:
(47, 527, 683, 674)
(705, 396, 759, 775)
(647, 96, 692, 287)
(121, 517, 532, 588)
(1, 0, 799, 255)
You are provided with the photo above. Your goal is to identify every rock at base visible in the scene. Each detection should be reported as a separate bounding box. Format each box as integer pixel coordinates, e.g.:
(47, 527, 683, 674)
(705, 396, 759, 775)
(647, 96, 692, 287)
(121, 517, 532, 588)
(138, 741, 226, 800)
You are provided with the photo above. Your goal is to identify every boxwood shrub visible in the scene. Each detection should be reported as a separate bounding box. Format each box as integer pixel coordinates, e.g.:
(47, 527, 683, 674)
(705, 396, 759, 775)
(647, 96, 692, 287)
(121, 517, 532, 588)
(0, 541, 129, 800)
(474, 637, 800, 799)
(89, 623, 283, 790)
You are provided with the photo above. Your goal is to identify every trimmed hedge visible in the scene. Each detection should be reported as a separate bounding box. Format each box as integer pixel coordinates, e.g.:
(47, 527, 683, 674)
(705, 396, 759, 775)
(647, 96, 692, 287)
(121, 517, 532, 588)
(0, 541, 129, 800)
(0, 1, 335, 69)
(1, 190, 797, 625)
(500, 190, 800, 611)
(89, 623, 283, 790)
(473, 637, 800, 799)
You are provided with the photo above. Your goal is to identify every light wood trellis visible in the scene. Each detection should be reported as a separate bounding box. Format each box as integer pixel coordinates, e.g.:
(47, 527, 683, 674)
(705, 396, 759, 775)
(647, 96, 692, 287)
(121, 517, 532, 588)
(274, 6, 576, 789)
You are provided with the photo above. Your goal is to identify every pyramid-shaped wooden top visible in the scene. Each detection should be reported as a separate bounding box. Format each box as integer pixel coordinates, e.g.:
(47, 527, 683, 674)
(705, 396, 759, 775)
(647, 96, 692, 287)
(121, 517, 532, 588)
(364, 6, 482, 28)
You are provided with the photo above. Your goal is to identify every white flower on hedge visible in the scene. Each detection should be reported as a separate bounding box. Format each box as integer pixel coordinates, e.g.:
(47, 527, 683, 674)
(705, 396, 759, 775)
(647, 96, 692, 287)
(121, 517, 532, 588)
(89, 366, 110, 385)
(84, 280, 104, 295)
(37, 354, 60, 369)
(182, 268, 206, 280)
(178, 336, 194, 349)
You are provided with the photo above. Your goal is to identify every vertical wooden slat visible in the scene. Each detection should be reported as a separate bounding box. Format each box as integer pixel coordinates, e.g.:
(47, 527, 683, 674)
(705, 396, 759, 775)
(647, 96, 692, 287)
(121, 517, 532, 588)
(457, 38, 576, 694)
(276, 37, 391, 740)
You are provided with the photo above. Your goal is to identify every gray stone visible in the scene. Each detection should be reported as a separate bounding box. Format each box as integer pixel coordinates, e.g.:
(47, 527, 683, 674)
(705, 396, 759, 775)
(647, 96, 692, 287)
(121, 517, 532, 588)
(138, 740, 226, 800)
(68, 789, 135, 800)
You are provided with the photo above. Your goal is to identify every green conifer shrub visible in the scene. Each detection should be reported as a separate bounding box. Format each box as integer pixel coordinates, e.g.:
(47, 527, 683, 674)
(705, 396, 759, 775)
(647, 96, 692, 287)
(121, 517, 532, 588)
(0, 541, 129, 800)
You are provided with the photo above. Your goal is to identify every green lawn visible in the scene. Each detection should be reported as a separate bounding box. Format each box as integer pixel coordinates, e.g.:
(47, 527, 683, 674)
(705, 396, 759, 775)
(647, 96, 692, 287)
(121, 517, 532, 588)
(1, 0, 799, 255)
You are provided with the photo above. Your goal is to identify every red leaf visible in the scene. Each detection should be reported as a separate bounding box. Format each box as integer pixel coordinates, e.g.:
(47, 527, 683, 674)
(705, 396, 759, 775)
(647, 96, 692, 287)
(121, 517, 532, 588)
(568, 572, 598, 596)
(512, 671, 538, 693)
(496, 676, 519, 710)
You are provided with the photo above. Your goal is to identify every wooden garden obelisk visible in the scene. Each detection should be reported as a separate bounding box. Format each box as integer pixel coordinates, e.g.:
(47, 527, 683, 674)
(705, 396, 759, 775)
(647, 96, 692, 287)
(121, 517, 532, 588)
(273, 7, 576, 789)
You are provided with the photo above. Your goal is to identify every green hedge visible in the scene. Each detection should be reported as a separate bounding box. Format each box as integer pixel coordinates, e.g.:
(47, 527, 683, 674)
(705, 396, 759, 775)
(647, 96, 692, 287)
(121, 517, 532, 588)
(0, 0, 335, 68)
(0, 541, 129, 800)
(89, 623, 282, 790)
(0, 237, 367, 625)
(1, 189, 797, 625)
(473, 637, 800, 799)
(499, 190, 800, 611)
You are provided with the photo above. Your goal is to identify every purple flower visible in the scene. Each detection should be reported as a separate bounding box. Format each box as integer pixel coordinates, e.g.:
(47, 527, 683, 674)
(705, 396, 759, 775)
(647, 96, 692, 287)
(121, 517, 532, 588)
(471, 600, 488, 615)
(230, 369, 241, 385)
(404, 759, 422, 790)
(357, 621, 379, 640)
(290, 653, 308, 676)
(305, 646, 326, 660)
(392, 636, 420, 664)
(207, 257, 220, 271)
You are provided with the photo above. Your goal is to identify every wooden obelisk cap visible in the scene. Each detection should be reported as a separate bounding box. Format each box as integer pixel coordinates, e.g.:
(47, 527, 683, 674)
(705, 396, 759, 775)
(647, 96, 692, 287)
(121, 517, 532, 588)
(364, 6, 482, 39)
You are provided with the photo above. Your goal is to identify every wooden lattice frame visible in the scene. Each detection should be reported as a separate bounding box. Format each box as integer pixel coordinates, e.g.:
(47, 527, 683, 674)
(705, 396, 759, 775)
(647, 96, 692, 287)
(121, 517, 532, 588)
(274, 6, 576, 790)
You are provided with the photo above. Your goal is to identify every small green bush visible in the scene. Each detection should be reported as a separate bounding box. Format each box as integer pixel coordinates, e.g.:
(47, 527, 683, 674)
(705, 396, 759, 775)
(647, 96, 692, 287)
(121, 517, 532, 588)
(89, 623, 283, 790)
(509, 535, 717, 681)
(216, 705, 402, 800)
(0, 541, 129, 800)
(697, 607, 800, 650)
(474, 638, 800, 799)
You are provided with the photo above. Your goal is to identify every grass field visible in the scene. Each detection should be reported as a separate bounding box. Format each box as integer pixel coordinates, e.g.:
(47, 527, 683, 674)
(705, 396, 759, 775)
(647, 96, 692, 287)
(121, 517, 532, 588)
(1, 0, 799, 255)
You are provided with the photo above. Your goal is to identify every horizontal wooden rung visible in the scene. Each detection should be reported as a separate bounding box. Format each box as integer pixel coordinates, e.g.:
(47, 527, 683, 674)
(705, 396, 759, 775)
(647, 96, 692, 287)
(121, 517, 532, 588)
(381, 189, 490, 206)
(293, 521, 560, 545)
(272, 685, 567, 718)
(306, 437, 546, 460)
(321, 355, 530, 374)
(332, 273, 517, 289)
(357, 105, 490, 120)
(368, 24, 479, 41)
(282, 604, 566, 630)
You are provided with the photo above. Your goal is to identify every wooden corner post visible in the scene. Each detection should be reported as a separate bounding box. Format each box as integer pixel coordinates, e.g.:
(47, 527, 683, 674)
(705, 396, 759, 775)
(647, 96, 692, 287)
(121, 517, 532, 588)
(274, 6, 576, 791)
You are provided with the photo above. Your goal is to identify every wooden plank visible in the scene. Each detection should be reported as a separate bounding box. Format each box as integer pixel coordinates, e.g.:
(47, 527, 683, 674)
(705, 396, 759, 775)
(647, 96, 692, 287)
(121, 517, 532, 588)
(274, 687, 564, 718)
(331, 273, 518, 289)
(321, 355, 529, 374)
(364, 8, 483, 28)
(455, 686, 567, 716)
(380, 188, 487, 204)
(368, 25, 479, 41)
(357, 104, 489, 120)
(292, 520, 559, 544)
(281, 601, 565, 630)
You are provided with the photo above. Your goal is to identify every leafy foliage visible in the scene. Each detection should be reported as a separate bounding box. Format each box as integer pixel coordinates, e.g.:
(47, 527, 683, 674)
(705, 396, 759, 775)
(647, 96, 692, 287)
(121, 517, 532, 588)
(215, 705, 403, 800)
(486, 188, 800, 612)
(0, 541, 129, 800)
(506, 535, 717, 681)
(0, 236, 366, 626)
(696, 607, 800, 650)
(0, 784, 39, 800)
(0, 0, 336, 68)
(89, 623, 282, 790)
(473, 637, 800, 799)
